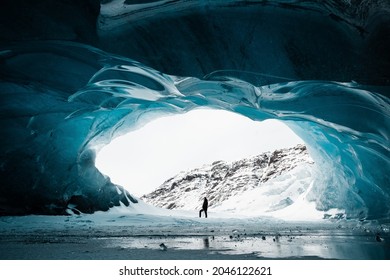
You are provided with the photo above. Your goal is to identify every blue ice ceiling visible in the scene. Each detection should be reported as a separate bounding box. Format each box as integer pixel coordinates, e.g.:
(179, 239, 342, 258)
(0, 0, 389, 219)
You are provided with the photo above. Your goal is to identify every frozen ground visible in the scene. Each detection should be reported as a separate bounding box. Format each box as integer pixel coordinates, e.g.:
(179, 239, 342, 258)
(0, 205, 389, 260)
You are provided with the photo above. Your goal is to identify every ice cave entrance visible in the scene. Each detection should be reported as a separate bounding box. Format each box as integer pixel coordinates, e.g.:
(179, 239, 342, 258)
(96, 109, 317, 218)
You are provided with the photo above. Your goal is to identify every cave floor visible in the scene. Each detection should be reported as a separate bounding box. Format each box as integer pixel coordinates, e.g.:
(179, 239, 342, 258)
(0, 212, 389, 260)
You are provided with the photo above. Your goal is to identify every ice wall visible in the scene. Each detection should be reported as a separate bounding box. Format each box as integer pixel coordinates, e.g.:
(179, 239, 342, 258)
(0, 41, 388, 218)
(98, 0, 390, 85)
(0, 0, 389, 219)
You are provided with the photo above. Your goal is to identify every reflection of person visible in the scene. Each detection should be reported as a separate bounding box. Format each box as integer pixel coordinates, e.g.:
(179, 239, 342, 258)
(203, 237, 210, 248)
(199, 197, 208, 218)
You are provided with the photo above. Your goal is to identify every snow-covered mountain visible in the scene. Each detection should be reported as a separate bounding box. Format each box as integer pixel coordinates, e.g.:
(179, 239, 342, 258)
(142, 144, 315, 216)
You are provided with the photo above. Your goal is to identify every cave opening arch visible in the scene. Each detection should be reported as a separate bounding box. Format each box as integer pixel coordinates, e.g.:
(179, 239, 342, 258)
(0, 42, 388, 221)
(82, 61, 389, 221)
(96, 109, 312, 201)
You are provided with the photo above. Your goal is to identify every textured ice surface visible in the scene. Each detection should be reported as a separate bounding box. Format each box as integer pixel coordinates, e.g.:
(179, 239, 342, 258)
(0, 0, 389, 219)
(0, 41, 388, 219)
(97, 0, 390, 84)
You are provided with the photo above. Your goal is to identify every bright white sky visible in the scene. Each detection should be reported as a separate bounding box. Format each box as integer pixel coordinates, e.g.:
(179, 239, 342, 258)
(95, 109, 303, 196)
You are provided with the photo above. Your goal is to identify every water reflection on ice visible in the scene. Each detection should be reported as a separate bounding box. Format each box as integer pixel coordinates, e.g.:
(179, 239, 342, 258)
(105, 231, 388, 259)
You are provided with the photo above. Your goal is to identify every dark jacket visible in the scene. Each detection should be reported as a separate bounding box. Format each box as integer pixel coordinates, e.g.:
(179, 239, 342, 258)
(202, 198, 208, 210)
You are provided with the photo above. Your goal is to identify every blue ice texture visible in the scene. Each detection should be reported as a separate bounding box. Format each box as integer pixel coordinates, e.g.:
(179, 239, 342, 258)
(0, 0, 389, 220)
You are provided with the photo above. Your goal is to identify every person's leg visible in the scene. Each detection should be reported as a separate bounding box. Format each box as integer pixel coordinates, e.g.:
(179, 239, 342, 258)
(199, 209, 203, 217)
(205, 209, 207, 218)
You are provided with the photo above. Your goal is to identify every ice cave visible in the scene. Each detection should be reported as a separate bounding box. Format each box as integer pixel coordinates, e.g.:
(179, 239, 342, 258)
(0, 0, 389, 222)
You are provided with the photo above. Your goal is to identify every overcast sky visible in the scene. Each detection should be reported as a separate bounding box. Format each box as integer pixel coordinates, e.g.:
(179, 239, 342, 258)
(95, 109, 304, 196)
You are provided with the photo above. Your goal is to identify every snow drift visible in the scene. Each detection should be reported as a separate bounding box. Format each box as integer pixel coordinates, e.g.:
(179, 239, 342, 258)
(0, 0, 389, 219)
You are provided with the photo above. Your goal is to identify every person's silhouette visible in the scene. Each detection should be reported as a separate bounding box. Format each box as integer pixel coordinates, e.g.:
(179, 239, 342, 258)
(199, 197, 208, 218)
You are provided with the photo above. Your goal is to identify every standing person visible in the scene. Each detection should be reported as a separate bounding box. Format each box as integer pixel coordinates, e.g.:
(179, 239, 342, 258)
(199, 197, 208, 218)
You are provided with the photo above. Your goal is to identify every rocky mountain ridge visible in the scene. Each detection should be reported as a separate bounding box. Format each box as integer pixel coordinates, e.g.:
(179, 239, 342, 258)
(142, 144, 313, 211)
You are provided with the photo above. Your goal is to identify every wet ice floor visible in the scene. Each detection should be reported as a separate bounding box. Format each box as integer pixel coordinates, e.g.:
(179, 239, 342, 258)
(0, 213, 389, 260)
(101, 230, 389, 260)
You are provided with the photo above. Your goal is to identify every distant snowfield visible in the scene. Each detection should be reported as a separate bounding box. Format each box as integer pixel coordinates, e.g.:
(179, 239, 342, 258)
(212, 163, 322, 220)
(140, 164, 324, 221)
(141, 144, 328, 221)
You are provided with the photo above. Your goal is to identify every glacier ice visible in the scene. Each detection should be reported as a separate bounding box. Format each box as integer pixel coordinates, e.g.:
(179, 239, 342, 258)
(0, 0, 389, 220)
